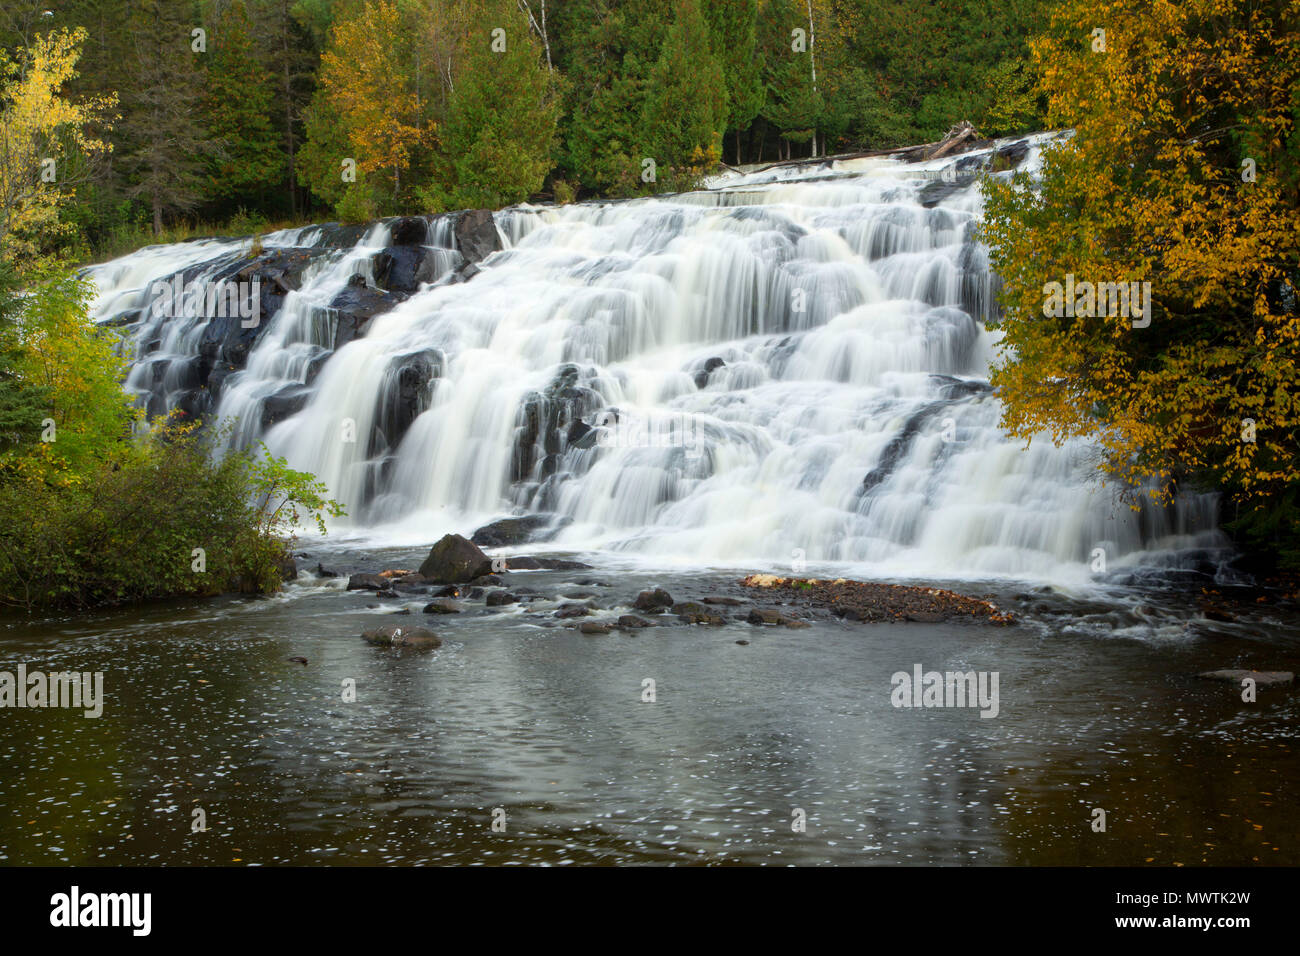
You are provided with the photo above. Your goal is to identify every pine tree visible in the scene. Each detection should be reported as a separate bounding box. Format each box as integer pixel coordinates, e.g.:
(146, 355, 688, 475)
(641, 0, 727, 186)
(435, 0, 560, 209)
(703, 0, 764, 164)
(118, 0, 212, 234)
(203, 0, 284, 209)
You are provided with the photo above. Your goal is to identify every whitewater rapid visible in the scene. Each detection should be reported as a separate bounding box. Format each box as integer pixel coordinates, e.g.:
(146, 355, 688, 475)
(86, 133, 1228, 587)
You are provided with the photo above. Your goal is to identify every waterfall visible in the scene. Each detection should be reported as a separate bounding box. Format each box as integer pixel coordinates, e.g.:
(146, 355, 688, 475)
(87, 133, 1230, 587)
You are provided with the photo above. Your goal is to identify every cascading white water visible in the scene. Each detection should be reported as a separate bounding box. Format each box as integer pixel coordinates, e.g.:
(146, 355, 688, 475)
(87, 133, 1229, 586)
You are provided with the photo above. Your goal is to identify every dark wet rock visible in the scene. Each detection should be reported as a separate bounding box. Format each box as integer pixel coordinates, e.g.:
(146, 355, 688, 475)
(634, 588, 674, 613)
(455, 209, 502, 265)
(468, 587, 484, 599)
(694, 356, 726, 389)
(371, 350, 442, 452)
(486, 591, 519, 607)
(535, 558, 593, 571)
(678, 609, 727, 625)
(330, 274, 403, 350)
(391, 607, 411, 615)
(563, 590, 598, 600)
(471, 514, 557, 547)
(418, 533, 493, 583)
(375, 588, 401, 599)
(422, 600, 462, 614)
(617, 615, 655, 629)
(993, 139, 1030, 170)
(861, 404, 951, 494)
(1197, 669, 1293, 687)
(567, 418, 598, 449)
(372, 245, 439, 295)
(1201, 605, 1235, 623)
(735, 639, 750, 646)
(433, 584, 463, 597)
(361, 624, 441, 649)
(276, 553, 297, 582)
(315, 563, 338, 578)
(579, 621, 612, 635)
(930, 374, 993, 401)
(388, 216, 429, 246)
(555, 603, 590, 619)
(505, 556, 543, 570)
(347, 572, 389, 591)
(704, 596, 744, 606)
(747, 608, 785, 626)
(261, 383, 313, 429)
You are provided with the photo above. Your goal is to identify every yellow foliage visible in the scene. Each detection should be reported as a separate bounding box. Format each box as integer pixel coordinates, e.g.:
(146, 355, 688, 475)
(981, 0, 1300, 507)
(318, 1, 436, 200)
(0, 28, 116, 272)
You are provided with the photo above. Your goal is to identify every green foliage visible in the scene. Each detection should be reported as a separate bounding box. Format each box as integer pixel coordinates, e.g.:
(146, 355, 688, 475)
(203, 0, 285, 206)
(641, 0, 728, 185)
(0, 260, 50, 455)
(1, 268, 135, 478)
(0, 267, 345, 610)
(437, 1, 561, 209)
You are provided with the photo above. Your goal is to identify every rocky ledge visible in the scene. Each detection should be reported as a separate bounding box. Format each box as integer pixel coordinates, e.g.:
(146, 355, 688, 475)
(740, 574, 1015, 625)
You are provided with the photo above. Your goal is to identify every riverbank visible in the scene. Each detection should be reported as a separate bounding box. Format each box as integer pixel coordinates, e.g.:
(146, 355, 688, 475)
(2, 548, 1297, 866)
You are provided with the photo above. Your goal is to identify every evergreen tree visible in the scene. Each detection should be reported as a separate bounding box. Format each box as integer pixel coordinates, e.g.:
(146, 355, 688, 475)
(641, 0, 728, 186)
(703, 0, 764, 164)
(118, 0, 212, 233)
(433, 0, 560, 209)
(203, 0, 284, 210)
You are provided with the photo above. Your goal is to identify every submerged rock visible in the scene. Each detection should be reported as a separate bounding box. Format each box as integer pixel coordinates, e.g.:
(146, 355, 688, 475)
(347, 572, 388, 591)
(361, 625, 441, 648)
(422, 600, 462, 614)
(471, 514, 557, 547)
(1197, 669, 1293, 687)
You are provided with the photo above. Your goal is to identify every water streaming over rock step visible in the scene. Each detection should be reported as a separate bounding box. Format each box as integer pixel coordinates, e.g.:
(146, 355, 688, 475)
(87, 133, 1230, 587)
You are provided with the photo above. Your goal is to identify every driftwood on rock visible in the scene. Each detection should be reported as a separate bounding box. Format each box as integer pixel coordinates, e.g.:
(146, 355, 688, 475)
(923, 121, 983, 161)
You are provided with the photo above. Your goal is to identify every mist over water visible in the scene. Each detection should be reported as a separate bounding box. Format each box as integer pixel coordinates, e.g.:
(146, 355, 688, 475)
(87, 134, 1228, 589)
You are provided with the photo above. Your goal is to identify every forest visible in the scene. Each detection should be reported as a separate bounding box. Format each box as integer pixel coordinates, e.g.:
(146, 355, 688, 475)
(0, 0, 1046, 261)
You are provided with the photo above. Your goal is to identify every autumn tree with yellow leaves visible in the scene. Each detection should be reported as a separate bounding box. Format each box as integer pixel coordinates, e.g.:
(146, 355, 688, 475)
(981, 0, 1300, 566)
(0, 26, 115, 272)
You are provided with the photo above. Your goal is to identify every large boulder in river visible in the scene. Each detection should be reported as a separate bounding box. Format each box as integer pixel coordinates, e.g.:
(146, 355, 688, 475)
(633, 588, 674, 613)
(361, 625, 441, 648)
(418, 533, 494, 583)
